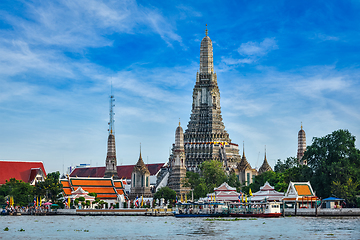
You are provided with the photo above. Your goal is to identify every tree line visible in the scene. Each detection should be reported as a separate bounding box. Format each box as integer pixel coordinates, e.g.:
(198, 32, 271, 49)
(0, 171, 63, 207)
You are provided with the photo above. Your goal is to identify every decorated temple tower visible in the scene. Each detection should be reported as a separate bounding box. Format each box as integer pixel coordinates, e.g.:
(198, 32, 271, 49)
(167, 122, 190, 197)
(129, 148, 152, 199)
(104, 94, 119, 179)
(297, 123, 307, 165)
(184, 27, 241, 172)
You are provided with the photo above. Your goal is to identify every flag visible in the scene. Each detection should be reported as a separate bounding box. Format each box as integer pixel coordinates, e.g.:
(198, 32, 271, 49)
(6, 197, 9, 205)
(141, 195, 144, 207)
(249, 188, 253, 196)
(214, 194, 216, 202)
(238, 194, 241, 203)
(135, 196, 139, 207)
(245, 195, 247, 203)
(68, 197, 71, 208)
(34, 197, 36, 205)
(185, 194, 187, 203)
(180, 194, 183, 203)
(241, 194, 244, 203)
(176, 196, 178, 203)
(37, 196, 39, 207)
(10, 196, 14, 206)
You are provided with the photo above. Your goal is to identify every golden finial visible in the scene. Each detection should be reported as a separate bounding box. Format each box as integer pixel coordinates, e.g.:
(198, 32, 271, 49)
(205, 24, 208, 36)
(179, 118, 181, 126)
(301, 122, 303, 130)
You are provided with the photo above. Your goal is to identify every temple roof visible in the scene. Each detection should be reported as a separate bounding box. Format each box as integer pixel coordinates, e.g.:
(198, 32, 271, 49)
(60, 177, 127, 200)
(132, 152, 150, 175)
(214, 182, 236, 192)
(283, 181, 317, 201)
(238, 145, 251, 171)
(0, 160, 47, 184)
(251, 181, 284, 202)
(258, 152, 272, 174)
(69, 163, 164, 179)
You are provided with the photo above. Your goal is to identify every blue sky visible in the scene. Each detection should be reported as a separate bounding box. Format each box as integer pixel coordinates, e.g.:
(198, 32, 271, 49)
(1, 0, 360, 174)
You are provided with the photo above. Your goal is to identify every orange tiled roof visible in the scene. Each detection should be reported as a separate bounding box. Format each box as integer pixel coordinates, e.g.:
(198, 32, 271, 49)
(60, 177, 127, 200)
(61, 181, 70, 188)
(116, 189, 124, 195)
(79, 187, 116, 194)
(114, 181, 124, 188)
(97, 194, 118, 199)
(63, 188, 72, 195)
(70, 179, 113, 187)
(294, 184, 312, 196)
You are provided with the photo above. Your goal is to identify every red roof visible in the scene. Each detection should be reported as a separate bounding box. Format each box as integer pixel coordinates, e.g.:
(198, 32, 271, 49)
(0, 161, 47, 184)
(70, 163, 164, 179)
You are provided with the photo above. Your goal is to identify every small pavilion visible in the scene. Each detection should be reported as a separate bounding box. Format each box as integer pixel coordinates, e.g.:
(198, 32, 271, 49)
(282, 181, 318, 209)
(207, 182, 241, 202)
(322, 197, 345, 209)
(250, 181, 284, 202)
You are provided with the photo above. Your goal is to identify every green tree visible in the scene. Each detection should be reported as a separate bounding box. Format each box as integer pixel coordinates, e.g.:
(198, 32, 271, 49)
(227, 172, 241, 191)
(200, 160, 227, 193)
(274, 157, 299, 173)
(34, 171, 63, 203)
(331, 178, 359, 205)
(182, 160, 237, 200)
(153, 186, 176, 202)
(303, 129, 360, 203)
(0, 178, 34, 206)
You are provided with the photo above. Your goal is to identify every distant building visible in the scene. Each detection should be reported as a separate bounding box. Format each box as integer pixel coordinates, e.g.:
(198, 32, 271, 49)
(0, 160, 46, 185)
(297, 123, 307, 165)
(183, 27, 241, 172)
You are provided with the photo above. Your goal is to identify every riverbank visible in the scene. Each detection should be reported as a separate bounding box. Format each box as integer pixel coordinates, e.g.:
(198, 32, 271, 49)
(19, 208, 174, 216)
(16, 208, 360, 217)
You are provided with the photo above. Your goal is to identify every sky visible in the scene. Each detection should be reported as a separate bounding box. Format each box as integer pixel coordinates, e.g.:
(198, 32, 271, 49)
(1, 0, 360, 174)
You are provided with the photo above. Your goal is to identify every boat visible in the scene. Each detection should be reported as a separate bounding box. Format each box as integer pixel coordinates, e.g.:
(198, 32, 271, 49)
(174, 202, 228, 218)
(228, 202, 282, 218)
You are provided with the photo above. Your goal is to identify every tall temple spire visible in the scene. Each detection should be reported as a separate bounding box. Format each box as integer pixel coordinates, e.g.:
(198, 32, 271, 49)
(104, 93, 118, 179)
(168, 122, 189, 196)
(184, 28, 241, 172)
(297, 123, 307, 165)
(200, 25, 214, 74)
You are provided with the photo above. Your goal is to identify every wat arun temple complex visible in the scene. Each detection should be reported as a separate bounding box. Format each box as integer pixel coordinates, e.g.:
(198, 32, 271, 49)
(183, 29, 242, 172)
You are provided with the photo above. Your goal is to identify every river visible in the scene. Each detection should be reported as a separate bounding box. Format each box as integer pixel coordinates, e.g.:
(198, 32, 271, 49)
(1, 215, 359, 239)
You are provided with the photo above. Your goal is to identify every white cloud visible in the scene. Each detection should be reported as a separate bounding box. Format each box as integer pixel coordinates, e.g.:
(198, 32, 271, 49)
(238, 38, 278, 57)
(220, 38, 278, 67)
(0, 0, 181, 51)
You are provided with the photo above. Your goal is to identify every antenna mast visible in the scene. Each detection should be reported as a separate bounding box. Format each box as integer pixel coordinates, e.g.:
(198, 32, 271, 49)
(108, 87, 115, 135)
